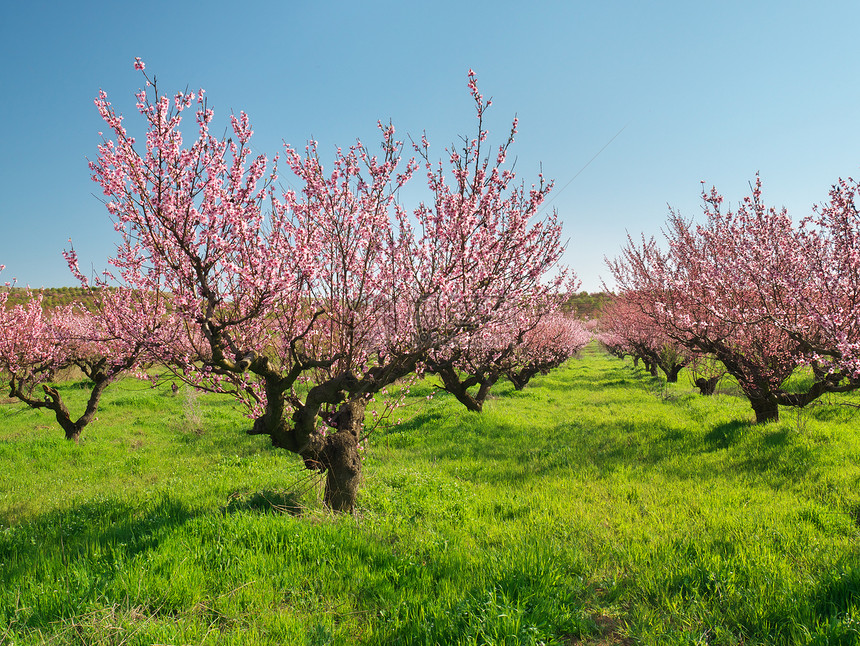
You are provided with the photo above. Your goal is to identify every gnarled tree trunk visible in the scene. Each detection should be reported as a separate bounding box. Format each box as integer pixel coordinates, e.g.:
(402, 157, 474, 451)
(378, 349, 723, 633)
(428, 361, 500, 412)
(661, 364, 684, 383)
(320, 399, 365, 513)
(8, 372, 118, 442)
(253, 395, 365, 513)
(643, 358, 659, 377)
(506, 366, 541, 391)
(749, 395, 779, 424)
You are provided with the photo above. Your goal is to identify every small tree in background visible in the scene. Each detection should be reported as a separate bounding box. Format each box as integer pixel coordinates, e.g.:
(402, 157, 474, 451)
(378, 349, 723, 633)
(426, 308, 588, 411)
(504, 314, 591, 390)
(598, 296, 688, 382)
(425, 319, 529, 413)
(686, 354, 727, 396)
(0, 275, 157, 440)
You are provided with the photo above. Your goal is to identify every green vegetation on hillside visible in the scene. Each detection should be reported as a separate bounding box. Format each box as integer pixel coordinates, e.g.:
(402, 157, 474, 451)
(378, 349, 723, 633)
(1, 345, 859, 645)
(563, 291, 614, 319)
(2, 286, 102, 311)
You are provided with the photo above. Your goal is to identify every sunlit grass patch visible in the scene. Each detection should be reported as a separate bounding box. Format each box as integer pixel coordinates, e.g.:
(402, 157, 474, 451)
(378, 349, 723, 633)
(1, 344, 859, 644)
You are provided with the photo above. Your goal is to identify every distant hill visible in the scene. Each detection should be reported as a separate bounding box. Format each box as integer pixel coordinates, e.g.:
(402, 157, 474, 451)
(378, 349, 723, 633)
(563, 291, 614, 319)
(5, 287, 616, 319)
(2, 286, 103, 311)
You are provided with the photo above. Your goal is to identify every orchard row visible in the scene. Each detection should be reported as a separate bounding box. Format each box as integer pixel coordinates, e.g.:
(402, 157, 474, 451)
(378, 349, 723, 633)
(2, 60, 859, 511)
(603, 175, 860, 423)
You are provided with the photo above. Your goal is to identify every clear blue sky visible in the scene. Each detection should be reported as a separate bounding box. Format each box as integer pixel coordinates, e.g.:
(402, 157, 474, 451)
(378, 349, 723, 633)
(2, 0, 859, 292)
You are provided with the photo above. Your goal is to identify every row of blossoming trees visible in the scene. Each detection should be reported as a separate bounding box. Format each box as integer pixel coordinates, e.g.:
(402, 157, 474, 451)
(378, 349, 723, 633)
(603, 176, 860, 423)
(0, 64, 589, 511)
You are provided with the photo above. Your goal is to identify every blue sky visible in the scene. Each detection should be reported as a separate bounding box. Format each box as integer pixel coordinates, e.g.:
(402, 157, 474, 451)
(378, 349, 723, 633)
(2, 0, 859, 291)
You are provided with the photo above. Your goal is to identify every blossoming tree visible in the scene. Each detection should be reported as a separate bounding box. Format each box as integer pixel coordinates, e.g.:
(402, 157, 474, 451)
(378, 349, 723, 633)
(598, 296, 689, 382)
(84, 63, 569, 511)
(0, 276, 156, 440)
(425, 310, 589, 412)
(503, 314, 591, 390)
(792, 177, 860, 383)
(607, 177, 859, 423)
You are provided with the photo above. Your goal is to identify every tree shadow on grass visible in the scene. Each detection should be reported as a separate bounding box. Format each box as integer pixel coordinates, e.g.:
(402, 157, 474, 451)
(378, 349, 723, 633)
(704, 421, 748, 450)
(461, 412, 815, 490)
(762, 427, 792, 447)
(363, 541, 591, 645)
(1, 483, 317, 633)
(221, 489, 304, 516)
(805, 565, 860, 641)
(814, 566, 860, 613)
(0, 494, 198, 631)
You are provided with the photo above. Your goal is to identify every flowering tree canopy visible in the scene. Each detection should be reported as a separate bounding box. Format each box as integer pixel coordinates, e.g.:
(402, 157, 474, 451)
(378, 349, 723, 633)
(83, 64, 570, 510)
(794, 177, 860, 382)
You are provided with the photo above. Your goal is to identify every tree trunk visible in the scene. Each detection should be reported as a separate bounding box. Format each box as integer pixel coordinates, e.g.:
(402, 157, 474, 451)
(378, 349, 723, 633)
(662, 364, 684, 383)
(43, 383, 109, 442)
(61, 423, 83, 442)
(251, 384, 363, 513)
(8, 381, 107, 442)
(451, 390, 483, 412)
(320, 399, 365, 513)
(711, 349, 781, 424)
(694, 376, 720, 396)
(432, 363, 484, 411)
(749, 396, 779, 424)
(41, 386, 84, 441)
(474, 376, 496, 408)
(642, 358, 658, 377)
(506, 366, 542, 391)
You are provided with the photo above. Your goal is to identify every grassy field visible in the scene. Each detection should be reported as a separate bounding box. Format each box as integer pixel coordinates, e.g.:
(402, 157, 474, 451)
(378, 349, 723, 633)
(1, 344, 859, 645)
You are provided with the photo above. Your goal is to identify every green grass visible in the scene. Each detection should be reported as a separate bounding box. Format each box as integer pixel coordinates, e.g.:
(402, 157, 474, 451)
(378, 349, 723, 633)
(1, 344, 859, 644)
